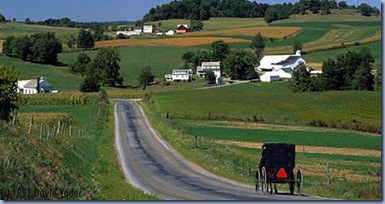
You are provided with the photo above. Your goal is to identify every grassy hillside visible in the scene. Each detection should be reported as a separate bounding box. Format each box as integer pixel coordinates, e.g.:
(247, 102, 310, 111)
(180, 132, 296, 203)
(151, 82, 381, 132)
(0, 22, 79, 42)
(0, 95, 159, 200)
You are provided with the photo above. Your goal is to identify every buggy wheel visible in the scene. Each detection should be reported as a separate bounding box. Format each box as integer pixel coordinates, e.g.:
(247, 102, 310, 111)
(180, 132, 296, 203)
(261, 167, 267, 194)
(297, 168, 303, 196)
(255, 169, 260, 193)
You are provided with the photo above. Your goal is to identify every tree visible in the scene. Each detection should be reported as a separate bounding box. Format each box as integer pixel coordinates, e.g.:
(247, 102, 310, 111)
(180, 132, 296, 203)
(288, 63, 312, 92)
(77, 29, 95, 50)
(138, 66, 155, 90)
(205, 70, 217, 84)
(0, 65, 20, 121)
(67, 34, 76, 49)
(223, 49, 258, 80)
(250, 32, 265, 61)
(182, 51, 196, 64)
(70, 53, 91, 75)
(30, 32, 62, 65)
(211, 40, 230, 61)
(0, 14, 5, 22)
(293, 41, 303, 54)
(321, 58, 343, 90)
(93, 47, 124, 87)
(79, 75, 101, 93)
(93, 26, 106, 41)
(338, 1, 348, 9)
(190, 19, 204, 31)
(359, 3, 372, 17)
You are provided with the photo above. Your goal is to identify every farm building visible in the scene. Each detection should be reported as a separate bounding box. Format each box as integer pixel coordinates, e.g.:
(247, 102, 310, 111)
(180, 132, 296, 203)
(171, 69, 192, 82)
(143, 25, 154, 34)
(116, 30, 141, 36)
(165, 30, 175, 36)
(164, 74, 173, 82)
(272, 68, 293, 79)
(260, 72, 280, 83)
(176, 24, 191, 34)
(257, 50, 306, 72)
(197, 62, 221, 78)
(17, 77, 56, 94)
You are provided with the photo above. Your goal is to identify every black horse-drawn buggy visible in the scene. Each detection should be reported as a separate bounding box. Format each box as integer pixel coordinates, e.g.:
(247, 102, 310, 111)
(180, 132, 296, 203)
(255, 143, 303, 196)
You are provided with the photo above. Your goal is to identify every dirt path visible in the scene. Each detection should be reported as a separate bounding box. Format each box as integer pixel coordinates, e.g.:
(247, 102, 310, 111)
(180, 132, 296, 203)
(215, 140, 381, 157)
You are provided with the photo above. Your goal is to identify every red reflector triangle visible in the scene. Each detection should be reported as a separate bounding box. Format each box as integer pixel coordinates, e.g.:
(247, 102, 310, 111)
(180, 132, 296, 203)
(277, 168, 288, 179)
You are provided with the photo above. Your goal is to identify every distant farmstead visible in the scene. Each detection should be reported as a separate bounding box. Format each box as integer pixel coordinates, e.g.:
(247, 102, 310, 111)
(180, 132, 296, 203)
(17, 77, 57, 94)
(176, 24, 191, 34)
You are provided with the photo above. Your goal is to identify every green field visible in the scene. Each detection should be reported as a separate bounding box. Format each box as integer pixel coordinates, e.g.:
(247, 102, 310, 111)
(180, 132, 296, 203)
(152, 82, 381, 132)
(182, 126, 381, 150)
(0, 22, 79, 42)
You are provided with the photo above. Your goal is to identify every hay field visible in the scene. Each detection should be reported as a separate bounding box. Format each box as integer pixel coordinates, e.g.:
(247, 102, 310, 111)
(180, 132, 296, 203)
(95, 37, 249, 48)
(181, 26, 302, 39)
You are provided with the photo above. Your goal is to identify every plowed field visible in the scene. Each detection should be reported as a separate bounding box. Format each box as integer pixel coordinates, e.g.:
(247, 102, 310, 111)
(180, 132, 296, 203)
(95, 37, 250, 48)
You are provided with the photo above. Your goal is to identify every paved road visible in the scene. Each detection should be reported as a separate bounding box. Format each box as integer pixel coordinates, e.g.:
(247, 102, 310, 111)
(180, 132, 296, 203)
(114, 100, 325, 200)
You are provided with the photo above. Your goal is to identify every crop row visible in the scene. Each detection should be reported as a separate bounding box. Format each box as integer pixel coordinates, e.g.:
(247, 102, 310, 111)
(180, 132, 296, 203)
(19, 93, 90, 106)
(18, 112, 75, 127)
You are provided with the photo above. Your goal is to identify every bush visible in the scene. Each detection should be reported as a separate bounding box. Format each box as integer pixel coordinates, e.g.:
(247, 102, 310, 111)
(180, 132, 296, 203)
(79, 76, 101, 93)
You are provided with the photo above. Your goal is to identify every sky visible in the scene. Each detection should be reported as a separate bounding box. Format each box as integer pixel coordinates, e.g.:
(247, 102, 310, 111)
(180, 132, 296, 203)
(0, 0, 382, 22)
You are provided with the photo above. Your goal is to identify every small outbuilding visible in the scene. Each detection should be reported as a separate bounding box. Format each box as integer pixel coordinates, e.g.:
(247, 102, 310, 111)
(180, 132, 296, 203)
(260, 72, 280, 83)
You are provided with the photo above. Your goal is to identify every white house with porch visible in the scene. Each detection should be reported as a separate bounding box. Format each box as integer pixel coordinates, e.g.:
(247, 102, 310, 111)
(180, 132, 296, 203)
(197, 61, 221, 78)
(171, 69, 192, 82)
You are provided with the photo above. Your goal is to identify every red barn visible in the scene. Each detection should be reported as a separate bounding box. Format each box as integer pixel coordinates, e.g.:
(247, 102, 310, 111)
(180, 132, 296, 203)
(176, 24, 191, 34)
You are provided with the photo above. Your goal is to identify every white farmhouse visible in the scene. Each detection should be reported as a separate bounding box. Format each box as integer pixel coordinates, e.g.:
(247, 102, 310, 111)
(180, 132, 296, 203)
(172, 69, 192, 82)
(143, 25, 154, 34)
(197, 62, 221, 78)
(257, 50, 306, 72)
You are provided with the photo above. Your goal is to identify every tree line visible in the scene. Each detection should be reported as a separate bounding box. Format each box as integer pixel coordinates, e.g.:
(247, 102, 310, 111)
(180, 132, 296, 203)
(2, 32, 62, 65)
(289, 48, 380, 92)
(142, 0, 380, 23)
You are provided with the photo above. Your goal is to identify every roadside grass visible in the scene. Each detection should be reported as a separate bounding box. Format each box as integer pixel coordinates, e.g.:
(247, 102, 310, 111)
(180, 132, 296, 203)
(151, 82, 381, 133)
(0, 22, 79, 42)
(141, 100, 381, 200)
(2, 94, 159, 200)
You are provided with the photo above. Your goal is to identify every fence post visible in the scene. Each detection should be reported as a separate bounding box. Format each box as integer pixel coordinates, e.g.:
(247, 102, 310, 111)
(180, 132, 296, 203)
(326, 162, 330, 185)
(69, 126, 72, 136)
(40, 124, 43, 139)
(57, 121, 60, 134)
(28, 114, 33, 134)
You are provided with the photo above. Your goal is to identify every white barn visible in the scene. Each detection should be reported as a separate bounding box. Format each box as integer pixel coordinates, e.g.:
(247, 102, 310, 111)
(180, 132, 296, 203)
(260, 72, 280, 83)
(257, 50, 306, 72)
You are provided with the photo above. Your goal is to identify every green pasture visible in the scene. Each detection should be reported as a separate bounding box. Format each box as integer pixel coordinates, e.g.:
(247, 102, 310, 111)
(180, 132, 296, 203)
(304, 41, 382, 68)
(0, 55, 80, 91)
(0, 22, 79, 42)
(152, 82, 381, 131)
(59, 46, 200, 85)
(182, 126, 381, 150)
